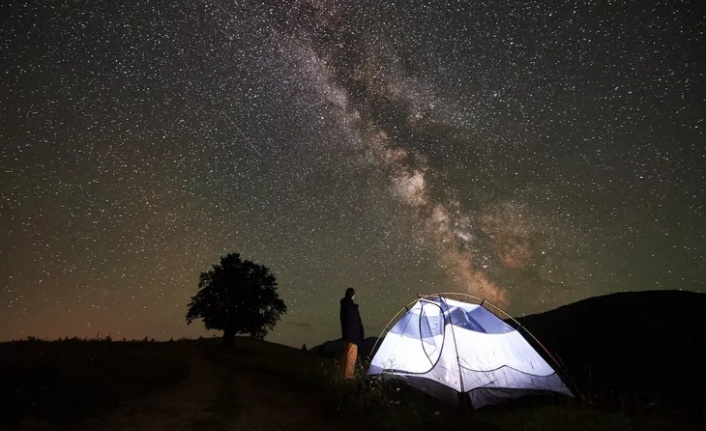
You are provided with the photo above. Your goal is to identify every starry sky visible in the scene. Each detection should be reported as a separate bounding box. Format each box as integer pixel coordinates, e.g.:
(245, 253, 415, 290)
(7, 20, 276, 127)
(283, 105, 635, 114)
(1, 0, 704, 348)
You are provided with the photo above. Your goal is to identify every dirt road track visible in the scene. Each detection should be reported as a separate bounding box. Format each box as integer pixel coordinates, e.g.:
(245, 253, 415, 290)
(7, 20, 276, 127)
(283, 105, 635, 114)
(37, 345, 355, 431)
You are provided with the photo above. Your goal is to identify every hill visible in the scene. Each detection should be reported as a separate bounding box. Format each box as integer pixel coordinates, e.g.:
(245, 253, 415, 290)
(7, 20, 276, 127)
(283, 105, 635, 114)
(2, 290, 705, 430)
(310, 336, 379, 360)
(2, 336, 698, 431)
(0, 337, 368, 431)
(516, 290, 706, 416)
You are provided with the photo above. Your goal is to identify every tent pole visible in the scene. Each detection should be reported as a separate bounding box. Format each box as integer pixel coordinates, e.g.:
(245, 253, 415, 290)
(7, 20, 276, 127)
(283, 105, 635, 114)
(416, 292, 580, 400)
(440, 293, 468, 411)
(371, 292, 579, 404)
(368, 297, 421, 366)
(479, 301, 582, 400)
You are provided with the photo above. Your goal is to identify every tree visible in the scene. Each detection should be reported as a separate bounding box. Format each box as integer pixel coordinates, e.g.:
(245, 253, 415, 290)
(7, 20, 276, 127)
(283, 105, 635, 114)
(186, 252, 287, 346)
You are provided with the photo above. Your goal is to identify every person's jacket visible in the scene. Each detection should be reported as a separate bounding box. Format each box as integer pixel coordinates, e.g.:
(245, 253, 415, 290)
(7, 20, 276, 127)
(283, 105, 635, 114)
(340, 297, 364, 345)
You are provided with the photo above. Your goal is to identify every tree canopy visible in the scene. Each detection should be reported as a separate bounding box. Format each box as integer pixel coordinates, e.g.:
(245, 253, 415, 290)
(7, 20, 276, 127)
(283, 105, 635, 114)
(186, 252, 287, 345)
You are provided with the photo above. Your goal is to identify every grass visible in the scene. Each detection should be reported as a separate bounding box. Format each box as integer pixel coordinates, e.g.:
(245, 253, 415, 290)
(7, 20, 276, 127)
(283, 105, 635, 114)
(311, 368, 690, 431)
(1, 336, 702, 430)
(189, 370, 243, 431)
(0, 337, 189, 427)
(201, 337, 701, 431)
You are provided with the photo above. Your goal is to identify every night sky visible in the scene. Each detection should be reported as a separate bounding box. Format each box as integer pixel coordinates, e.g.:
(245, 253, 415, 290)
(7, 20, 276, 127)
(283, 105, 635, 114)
(1, 0, 704, 348)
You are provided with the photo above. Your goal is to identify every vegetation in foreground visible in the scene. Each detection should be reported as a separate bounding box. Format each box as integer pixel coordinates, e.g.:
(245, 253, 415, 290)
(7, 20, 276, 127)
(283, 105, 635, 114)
(0, 337, 189, 427)
(203, 337, 698, 431)
(0, 336, 701, 431)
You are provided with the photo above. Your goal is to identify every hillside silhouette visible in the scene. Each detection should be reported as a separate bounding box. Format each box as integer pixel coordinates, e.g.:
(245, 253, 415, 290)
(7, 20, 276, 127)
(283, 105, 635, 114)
(310, 336, 378, 360)
(517, 290, 706, 416)
(3, 290, 705, 430)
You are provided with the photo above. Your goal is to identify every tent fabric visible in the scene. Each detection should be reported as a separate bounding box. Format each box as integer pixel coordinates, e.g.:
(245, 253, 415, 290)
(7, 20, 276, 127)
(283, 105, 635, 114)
(368, 296, 573, 408)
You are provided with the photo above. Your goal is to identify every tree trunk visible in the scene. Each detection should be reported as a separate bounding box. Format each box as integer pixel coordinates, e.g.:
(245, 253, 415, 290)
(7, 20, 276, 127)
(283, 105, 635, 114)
(222, 329, 235, 347)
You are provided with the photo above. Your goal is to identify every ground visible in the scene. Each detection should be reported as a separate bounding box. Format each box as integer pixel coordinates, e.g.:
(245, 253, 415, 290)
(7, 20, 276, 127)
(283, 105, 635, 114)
(55, 342, 353, 431)
(5, 337, 700, 431)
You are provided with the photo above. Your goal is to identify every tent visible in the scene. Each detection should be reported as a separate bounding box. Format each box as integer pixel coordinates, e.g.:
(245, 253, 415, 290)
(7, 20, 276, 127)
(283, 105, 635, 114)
(367, 294, 574, 408)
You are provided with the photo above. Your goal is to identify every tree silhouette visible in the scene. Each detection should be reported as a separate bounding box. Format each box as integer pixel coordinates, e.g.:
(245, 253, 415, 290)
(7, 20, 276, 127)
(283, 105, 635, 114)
(186, 252, 287, 346)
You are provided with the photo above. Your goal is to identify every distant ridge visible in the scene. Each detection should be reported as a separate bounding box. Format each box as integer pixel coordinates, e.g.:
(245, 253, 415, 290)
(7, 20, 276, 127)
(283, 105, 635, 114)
(516, 289, 706, 413)
(310, 337, 378, 360)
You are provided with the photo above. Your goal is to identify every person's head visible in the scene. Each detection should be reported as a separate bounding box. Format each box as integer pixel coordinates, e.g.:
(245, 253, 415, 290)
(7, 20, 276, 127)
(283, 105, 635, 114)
(345, 287, 355, 300)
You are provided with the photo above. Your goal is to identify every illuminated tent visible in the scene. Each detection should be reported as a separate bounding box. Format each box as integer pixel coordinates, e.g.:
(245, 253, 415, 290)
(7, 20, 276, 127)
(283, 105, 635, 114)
(367, 295, 574, 408)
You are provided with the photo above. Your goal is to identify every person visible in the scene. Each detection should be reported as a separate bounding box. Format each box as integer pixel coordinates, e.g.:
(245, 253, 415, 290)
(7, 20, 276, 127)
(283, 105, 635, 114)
(339, 287, 364, 379)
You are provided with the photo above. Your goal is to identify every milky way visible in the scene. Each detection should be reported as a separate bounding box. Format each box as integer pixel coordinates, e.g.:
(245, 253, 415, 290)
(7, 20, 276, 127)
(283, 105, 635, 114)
(1, 0, 704, 347)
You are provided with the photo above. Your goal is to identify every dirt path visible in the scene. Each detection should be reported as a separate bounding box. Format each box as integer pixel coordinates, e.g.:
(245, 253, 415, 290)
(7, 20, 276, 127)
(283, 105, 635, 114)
(71, 344, 222, 431)
(225, 365, 349, 431)
(52, 345, 356, 431)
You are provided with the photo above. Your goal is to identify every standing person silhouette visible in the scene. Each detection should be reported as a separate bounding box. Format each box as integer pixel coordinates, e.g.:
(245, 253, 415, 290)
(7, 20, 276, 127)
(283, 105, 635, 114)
(339, 287, 364, 380)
